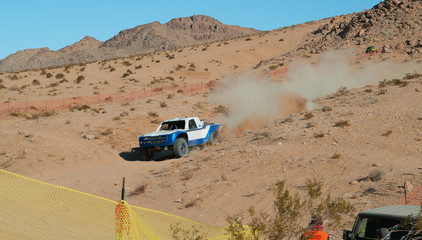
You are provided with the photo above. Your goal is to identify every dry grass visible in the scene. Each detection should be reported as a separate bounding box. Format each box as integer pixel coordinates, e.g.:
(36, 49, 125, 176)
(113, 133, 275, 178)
(314, 132, 325, 138)
(381, 130, 392, 137)
(128, 182, 149, 196)
(181, 170, 194, 180)
(334, 120, 350, 127)
(369, 169, 385, 182)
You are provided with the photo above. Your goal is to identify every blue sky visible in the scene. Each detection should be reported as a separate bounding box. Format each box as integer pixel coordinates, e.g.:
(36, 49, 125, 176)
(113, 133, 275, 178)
(0, 0, 381, 60)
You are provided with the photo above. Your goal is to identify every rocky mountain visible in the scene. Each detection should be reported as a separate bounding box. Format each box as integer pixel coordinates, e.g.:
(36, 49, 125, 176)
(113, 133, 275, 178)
(0, 15, 260, 73)
(261, 0, 422, 67)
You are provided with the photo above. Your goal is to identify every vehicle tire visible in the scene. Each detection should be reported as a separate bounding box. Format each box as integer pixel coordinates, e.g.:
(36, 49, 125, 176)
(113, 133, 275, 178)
(173, 138, 188, 158)
(140, 148, 153, 161)
(208, 132, 215, 146)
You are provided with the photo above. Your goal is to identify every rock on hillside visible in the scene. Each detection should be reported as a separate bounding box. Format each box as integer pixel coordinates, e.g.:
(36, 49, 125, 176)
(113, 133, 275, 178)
(310, 0, 422, 54)
(259, 0, 422, 69)
(0, 15, 260, 73)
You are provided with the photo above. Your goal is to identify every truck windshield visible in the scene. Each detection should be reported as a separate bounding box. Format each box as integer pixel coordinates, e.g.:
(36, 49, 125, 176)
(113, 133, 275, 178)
(354, 216, 400, 240)
(159, 121, 185, 131)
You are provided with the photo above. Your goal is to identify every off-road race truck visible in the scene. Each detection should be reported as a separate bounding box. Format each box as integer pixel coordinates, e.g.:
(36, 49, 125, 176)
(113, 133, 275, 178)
(138, 117, 222, 160)
(343, 204, 421, 240)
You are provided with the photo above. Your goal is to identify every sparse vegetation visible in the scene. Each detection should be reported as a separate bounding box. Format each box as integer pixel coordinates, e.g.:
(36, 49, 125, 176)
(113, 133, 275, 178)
(303, 112, 314, 120)
(369, 169, 385, 182)
(122, 61, 132, 66)
(382, 130, 392, 137)
(169, 222, 207, 240)
(332, 153, 341, 159)
(55, 73, 64, 79)
(100, 128, 114, 136)
(32, 79, 40, 85)
(403, 72, 421, 80)
(175, 64, 185, 71)
(226, 179, 355, 239)
(46, 73, 53, 78)
(314, 132, 325, 138)
(75, 75, 85, 84)
(128, 183, 148, 196)
(376, 88, 387, 95)
(215, 105, 229, 115)
(334, 120, 350, 127)
(148, 111, 159, 117)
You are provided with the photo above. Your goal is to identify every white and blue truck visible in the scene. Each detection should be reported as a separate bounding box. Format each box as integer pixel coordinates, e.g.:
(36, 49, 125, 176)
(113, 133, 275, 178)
(139, 117, 222, 160)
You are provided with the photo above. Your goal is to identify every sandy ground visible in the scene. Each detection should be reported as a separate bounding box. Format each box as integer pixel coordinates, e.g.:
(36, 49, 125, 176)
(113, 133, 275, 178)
(1, 17, 422, 238)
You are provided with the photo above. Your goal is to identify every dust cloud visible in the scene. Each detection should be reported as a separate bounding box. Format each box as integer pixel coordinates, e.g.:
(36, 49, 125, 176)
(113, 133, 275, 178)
(209, 49, 420, 132)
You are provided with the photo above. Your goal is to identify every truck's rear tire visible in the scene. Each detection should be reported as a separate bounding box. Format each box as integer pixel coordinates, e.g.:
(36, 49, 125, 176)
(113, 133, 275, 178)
(208, 132, 215, 146)
(140, 148, 153, 161)
(173, 138, 188, 158)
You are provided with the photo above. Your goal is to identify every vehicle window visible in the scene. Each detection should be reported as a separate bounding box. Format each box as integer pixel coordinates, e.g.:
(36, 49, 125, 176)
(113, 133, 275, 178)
(355, 217, 401, 239)
(356, 218, 368, 237)
(160, 121, 185, 130)
(188, 119, 197, 129)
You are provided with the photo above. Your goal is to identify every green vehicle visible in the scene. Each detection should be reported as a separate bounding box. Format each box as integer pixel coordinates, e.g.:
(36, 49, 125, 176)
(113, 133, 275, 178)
(366, 46, 378, 54)
(343, 205, 421, 240)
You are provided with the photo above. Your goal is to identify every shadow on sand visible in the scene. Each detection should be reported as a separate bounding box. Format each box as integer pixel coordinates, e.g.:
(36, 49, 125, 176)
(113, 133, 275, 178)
(119, 148, 175, 162)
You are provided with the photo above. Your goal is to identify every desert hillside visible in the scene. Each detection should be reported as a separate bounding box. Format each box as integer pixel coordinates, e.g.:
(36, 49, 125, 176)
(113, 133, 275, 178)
(0, 15, 260, 73)
(1, 0, 422, 238)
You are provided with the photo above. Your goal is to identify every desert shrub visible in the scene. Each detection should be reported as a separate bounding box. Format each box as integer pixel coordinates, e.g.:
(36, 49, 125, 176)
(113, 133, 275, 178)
(46, 82, 59, 88)
(122, 73, 129, 78)
(24, 111, 56, 120)
(10, 74, 18, 80)
(135, 64, 142, 69)
(70, 104, 91, 112)
(188, 63, 196, 71)
(0, 83, 6, 89)
(279, 38, 284, 41)
(314, 132, 325, 138)
(369, 169, 385, 182)
(382, 130, 392, 137)
(75, 75, 85, 84)
(332, 153, 341, 159)
(376, 88, 387, 95)
(148, 111, 159, 117)
(101, 128, 114, 136)
(109, 67, 116, 72)
(364, 89, 373, 93)
(337, 86, 349, 95)
(55, 73, 64, 79)
(41, 70, 47, 75)
(8, 85, 19, 91)
(304, 112, 314, 120)
(46, 73, 53, 78)
(167, 93, 174, 99)
(215, 105, 229, 115)
(128, 183, 148, 196)
(245, 37, 252, 41)
(391, 79, 409, 87)
(31, 79, 40, 85)
(334, 120, 350, 127)
(321, 106, 332, 112)
(269, 65, 278, 70)
(122, 61, 131, 66)
(169, 222, 207, 240)
(226, 179, 355, 239)
(175, 64, 185, 71)
(403, 72, 421, 80)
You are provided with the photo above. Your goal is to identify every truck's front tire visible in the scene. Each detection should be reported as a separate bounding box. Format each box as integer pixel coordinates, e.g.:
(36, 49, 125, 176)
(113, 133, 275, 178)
(173, 138, 188, 158)
(140, 148, 154, 161)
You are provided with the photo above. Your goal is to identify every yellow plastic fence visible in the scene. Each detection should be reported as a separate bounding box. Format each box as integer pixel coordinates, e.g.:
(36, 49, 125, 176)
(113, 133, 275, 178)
(0, 169, 228, 239)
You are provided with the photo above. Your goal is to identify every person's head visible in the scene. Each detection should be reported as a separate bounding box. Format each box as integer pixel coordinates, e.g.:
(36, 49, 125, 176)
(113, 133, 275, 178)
(309, 216, 323, 230)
